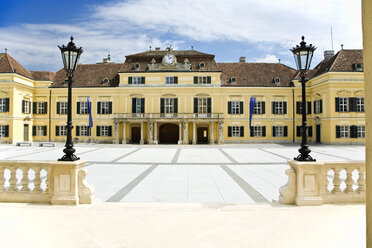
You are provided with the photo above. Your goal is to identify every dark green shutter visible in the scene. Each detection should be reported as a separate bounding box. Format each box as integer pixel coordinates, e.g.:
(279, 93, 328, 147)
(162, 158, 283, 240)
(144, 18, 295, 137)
(174, 77, 178, 84)
(43, 102, 47, 114)
(128, 77, 132, 84)
(313, 101, 316, 114)
(336, 125, 341, 138)
(297, 126, 301, 137)
(132, 98, 136, 113)
(284, 126, 288, 137)
(272, 126, 276, 137)
(320, 100, 323, 113)
(350, 125, 358, 138)
(141, 77, 145, 84)
(194, 77, 198, 84)
(43, 126, 47, 136)
(262, 102, 265, 114)
(109, 102, 112, 114)
(240, 126, 244, 137)
(77, 102, 80, 114)
(207, 98, 211, 113)
(108, 126, 112, 136)
(283, 102, 287, 114)
(307, 101, 311, 114)
(335, 98, 340, 112)
(308, 126, 313, 137)
(160, 98, 165, 113)
(228, 102, 232, 114)
(141, 98, 145, 113)
(56, 126, 59, 136)
(88, 127, 91, 136)
(97, 102, 101, 114)
(349, 98, 357, 112)
(76, 126, 80, 136)
(228, 126, 232, 137)
(22, 100, 26, 113)
(240, 101, 243, 114)
(174, 98, 178, 113)
(207, 76, 211, 84)
(33, 102, 37, 114)
(194, 98, 198, 113)
(32, 126, 36, 136)
(57, 102, 60, 114)
(96, 126, 100, 136)
(296, 102, 301, 114)
(262, 126, 266, 137)
(250, 127, 254, 137)
(5, 98, 9, 112)
(4, 125, 8, 137)
(272, 102, 275, 114)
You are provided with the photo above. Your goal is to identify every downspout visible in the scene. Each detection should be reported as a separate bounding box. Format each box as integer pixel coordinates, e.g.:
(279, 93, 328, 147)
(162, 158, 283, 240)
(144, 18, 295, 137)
(49, 89, 51, 142)
(292, 88, 295, 143)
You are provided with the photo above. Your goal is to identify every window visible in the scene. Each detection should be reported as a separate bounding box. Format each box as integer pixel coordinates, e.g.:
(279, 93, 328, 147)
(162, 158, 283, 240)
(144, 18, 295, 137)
(357, 97, 365, 112)
(165, 76, 178, 84)
(134, 64, 140, 71)
(96, 126, 112, 137)
(232, 126, 240, 137)
(98, 102, 112, 114)
(274, 77, 280, 84)
(253, 101, 265, 114)
(57, 102, 67, 114)
(165, 98, 174, 113)
(230, 77, 237, 83)
(0, 125, 9, 137)
(0, 98, 9, 112)
(22, 100, 31, 114)
(272, 126, 288, 137)
(199, 62, 205, 69)
(55, 126, 67, 136)
(296, 102, 312, 115)
(314, 100, 323, 114)
(336, 125, 350, 138)
(32, 126, 47, 136)
(77, 102, 88, 114)
(228, 126, 244, 137)
(358, 126, 365, 138)
(272, 101, 287, 114)
(76, 126, 91, 136)
(33, 102, 47, 114)
(198, 98, 208, 114)
(250, 126, 266, 137)
(228, 101, 243, 114)
(194, 76, 211, 84)
(353, 63, 363, 71)
(128, 76, 145, 84)
(339, 97, 348, 112)
(132, 98, 145, 113)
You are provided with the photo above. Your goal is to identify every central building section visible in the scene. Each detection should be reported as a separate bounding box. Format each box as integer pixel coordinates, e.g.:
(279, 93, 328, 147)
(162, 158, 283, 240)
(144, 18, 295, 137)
(115, 48, 224, 144)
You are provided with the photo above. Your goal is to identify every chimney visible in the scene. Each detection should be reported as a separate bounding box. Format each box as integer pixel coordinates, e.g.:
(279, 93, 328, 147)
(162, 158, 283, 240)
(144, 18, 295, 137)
(323, 50, 334, 61)
(102, 54, 111, 63)
(155, 47, 161, 51)
(239, 57, 246, 63)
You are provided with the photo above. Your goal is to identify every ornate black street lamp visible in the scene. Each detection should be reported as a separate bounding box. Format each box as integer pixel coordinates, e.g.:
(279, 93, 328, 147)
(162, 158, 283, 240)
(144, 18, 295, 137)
(291, 36, 316, 161)
(58, 37, 83, 161)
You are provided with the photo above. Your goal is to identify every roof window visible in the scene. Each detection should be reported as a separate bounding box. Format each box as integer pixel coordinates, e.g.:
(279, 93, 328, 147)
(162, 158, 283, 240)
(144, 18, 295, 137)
(199, 62, 205, 69)
(134, 63, 140, 71)
(353, 63, 363, 72)
(103, 78, 110, 84)
(230, 77, 237, 83)
(274, 77, 280, 84)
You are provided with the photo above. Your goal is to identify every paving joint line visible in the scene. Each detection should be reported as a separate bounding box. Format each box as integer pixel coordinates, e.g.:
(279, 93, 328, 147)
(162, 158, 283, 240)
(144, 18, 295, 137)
(311, 150, 353, 161)
(171, 148, 181, 163)
(4, 147, 62, 159)
(218, 148, 239, 163)
(106, 164, 159, 202)
(259, 148, 291, 160)
(76, 147, 104, 155)
(111, 148, 141, 162)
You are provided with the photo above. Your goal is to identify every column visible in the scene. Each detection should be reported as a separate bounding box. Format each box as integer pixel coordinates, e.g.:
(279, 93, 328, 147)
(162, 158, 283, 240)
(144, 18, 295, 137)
(192, 122, 197, 144)
(140, 122, 144, 145)
(210, 122, 214, 144)
(122, 122, 127, 144)
(153, 122, 158, 144)
(218, 122, 224, 144)
(148, 122, 153, 144)
(183, 121, 189, 144)
(178, 122, 183, 144)
(113, 122, 119, 144)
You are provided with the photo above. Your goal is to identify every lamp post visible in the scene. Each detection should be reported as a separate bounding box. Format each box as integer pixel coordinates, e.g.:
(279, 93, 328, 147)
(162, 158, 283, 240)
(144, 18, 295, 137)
(58, 37, 83, 161)
(291, 36, 316, 161)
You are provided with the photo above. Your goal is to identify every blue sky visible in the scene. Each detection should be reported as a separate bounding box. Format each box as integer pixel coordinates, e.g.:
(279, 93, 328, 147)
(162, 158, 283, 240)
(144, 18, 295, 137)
(0, 0, 362, 72)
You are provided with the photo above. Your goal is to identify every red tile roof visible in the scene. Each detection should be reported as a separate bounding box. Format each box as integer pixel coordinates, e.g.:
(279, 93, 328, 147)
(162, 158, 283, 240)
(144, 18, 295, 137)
(0, 53, 32, 79)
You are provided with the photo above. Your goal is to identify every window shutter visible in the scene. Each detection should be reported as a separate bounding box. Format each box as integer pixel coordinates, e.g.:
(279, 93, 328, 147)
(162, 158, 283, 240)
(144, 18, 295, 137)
(108, 102, 112, 114)
(33, 102, 37, 114)
(283, 102, 287, 114)
(262, 126, 266, 137)
(4, 125, 9, 137)
(296, 126, 301, 137)
(228, 102, 232, 114)
(88, 127, 91, 136)
(5, 98, 9, 112)
(272, 102, 275, 114)
(307, 101, 311, 114)
(272, 126, 276, 137)
(174, 77, 178, 84)
(77, 102, 81, 114)
(56, 102, 60, 114)
(194, 98, 198, 113)
(108, 126, 112, 136)
(349, 97, 357, 112)
(141, 77, 145, 84)
(22, 100, 26, 113)
(160, 98, 165, 113)
(228, 126, 232, 137)
(32, 126, 36, 136)
(335, 98, 340, 112)
(320, 100, 323, 113)
(76, 126, 80, 136)
(97, 102, 101, 114)
(174, 98, 178, 113)
(128, 77, 132, 84)
(141, 98, 145, 113)
(262, 102, 265, 114)
(56, 126, 59, 136)
(207, 76, 211, 84)
(336, 125, 341, 138)
(96, 126, 100, 136)
(240, 101, 243, 114)
(240, 126, 244, 137)
(350, 125, 358, 138)
(43, 126, 47, 136)
(207, 98, 211, 113)
(194, 76, 198, 84)
(296, 102, 301, 114)
(43, 102, 47, 114)
(132, 98, 136, 113)
(308, 126, 313, 137)
(284, 126, 288, 137)
(250, 127, 254, 137)
(313, 101, 316, 114)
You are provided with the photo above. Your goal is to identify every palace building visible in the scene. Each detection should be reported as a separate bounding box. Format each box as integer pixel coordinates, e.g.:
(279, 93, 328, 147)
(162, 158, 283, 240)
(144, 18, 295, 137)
(0, 47, 365, 144)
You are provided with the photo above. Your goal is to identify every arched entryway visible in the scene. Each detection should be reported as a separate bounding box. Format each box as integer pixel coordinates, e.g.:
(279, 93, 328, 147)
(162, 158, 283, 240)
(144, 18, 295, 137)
(159, 123, 179, 144)
(131, 126, 141, 143)
(197, 127, 209, 144)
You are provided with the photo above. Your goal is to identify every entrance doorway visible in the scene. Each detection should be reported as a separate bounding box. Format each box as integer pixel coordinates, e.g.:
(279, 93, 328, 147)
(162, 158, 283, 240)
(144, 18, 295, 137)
(24, 124, 29, 141)
(316, 125, 321, 143)
(131, 126, 141, 143)
(159, 123, 179, 144)
(197, 127, 209, 144)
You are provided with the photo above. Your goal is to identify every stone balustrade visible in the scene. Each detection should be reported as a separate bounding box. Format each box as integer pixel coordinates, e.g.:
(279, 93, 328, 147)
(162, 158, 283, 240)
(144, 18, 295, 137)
(280, 160, 365, 206)
(0, 160, 94, 205)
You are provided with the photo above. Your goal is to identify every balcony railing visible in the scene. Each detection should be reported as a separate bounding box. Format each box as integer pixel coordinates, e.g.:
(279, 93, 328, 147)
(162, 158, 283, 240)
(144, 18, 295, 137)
(113, 113, 224, 119)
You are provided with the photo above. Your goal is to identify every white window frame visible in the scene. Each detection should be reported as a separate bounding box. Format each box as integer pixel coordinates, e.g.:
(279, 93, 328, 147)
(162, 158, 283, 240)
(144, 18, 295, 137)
(36, 102, 45, 114)
(80, 126, 89, 136)
(135, 98, 142, 113)
(0, 98, 6, 112)
(100, 126, 110, 136)
(231, 101, 240, 114)
(232, 126, 240, 137)
(358, 126, 365, 138)
(275, 126, 284, 137)
(315, 100, 321, 114)
(23, 100, 31, 114)
(253, 126, 263, 137)
(59, 102, 67, 115)
(165, 98, 174, 114)
(357, 97, 365, 112)
(274, 102, 284, 114)
(198, 98, 208, 114)
(339, 97, 348, 112)
(80, 102, 88, 114)
(254, 102, 263, 114)
(100, 102, 110, 114)
(340, 126, 350, 138)
(165, 77, 175, 84)
(0, 125, 7, 137)
(58, 126, 67, 136)
(36, 126, 45, 136)
(133, 77, 142, 84)
(198, 76, 208, 84)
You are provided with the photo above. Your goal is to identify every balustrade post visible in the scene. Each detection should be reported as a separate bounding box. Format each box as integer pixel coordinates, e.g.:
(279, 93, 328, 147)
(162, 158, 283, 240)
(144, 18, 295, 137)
(357, 167, 366, 194)
(20, 167, 29, 193)
(33, 167, 42, 193)
(345, 167, 355, 193)
(332, 168, 342, 194)
(9, 167, 18, 192)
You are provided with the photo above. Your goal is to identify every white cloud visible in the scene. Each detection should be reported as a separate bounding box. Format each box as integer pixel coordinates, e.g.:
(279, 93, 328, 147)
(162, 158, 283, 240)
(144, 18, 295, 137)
(0, 0, 362, 71)
(254, 54, 279, 63)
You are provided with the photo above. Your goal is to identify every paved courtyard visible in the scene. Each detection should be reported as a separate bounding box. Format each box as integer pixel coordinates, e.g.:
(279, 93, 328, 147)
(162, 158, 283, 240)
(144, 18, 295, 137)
(0, 143, 365, 203)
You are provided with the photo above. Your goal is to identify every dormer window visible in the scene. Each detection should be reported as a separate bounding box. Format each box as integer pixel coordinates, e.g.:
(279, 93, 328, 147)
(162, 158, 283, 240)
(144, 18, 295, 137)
(134, 63, 140, 70)
(274, 77, 280, 84)
(103, 78, 110, 84)
(230, 77, 237, 83)
(199, 62, 205, 69)
(353, 63, 363, 72)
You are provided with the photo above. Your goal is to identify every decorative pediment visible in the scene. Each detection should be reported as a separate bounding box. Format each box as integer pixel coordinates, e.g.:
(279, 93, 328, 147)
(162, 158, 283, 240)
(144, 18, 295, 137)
(337, 90, 351, 96)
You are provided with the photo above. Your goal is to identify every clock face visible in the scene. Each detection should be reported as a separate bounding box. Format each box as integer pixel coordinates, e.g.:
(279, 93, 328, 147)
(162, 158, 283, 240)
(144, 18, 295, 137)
(164, 54, 175, 64)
